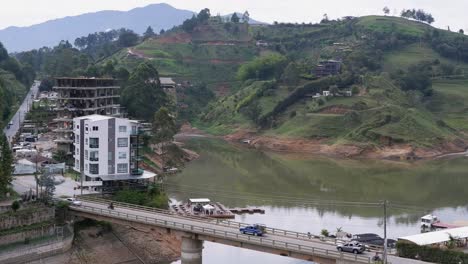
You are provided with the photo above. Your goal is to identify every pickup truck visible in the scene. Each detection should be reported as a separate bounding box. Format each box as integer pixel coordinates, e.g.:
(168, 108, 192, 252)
(336, 241, 366, 254)
(239, 225, 264, 236)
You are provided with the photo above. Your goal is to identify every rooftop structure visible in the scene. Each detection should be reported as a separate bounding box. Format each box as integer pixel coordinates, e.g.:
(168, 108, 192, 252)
(53, 77, 122, 153)
(73, 114, 155, 192)
(398, 226, 468, 246)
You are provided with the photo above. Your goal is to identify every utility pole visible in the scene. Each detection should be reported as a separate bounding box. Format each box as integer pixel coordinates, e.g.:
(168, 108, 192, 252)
(383, 200, 388, 264)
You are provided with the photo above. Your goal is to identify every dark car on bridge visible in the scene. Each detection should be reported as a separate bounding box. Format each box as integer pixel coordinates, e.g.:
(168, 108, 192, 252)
(240, 225, 264, 236)
(336, 241, 365, 254)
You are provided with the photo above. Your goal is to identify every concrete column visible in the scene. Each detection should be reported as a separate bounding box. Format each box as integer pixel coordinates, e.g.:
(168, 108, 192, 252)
(181, 236, 203, 264)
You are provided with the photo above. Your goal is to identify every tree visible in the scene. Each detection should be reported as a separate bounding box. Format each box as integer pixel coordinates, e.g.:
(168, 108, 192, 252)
(39, 78, 54, 92)
(143, 26, 156, 40)
(383, 7, 390, 15)
(459, 29, 465, 34)
(121, 62, 169, 120)
(0, 135, 13, 197)
(241, 101, 262, 125)
(242, 11, 250, 23)
(152, 107, 177, 145)
(197, 8, 211, 23)
(118, 30, 139, 47)
(11, 200, 20, 212)
(160, 29, 165, 35)
(151, 107, 177, 168)
(38, 170, 55, 203)
(231, 13, 240, 23)
(53, 150, 68, 163)
(281, 62, 300, 85)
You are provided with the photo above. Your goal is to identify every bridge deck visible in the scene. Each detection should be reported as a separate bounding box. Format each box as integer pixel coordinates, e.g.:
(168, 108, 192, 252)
(69, 198, 428, 264)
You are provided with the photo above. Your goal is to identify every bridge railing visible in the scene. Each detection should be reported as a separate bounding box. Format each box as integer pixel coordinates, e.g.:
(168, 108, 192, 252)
(76, 195, 386, 253)
(71, 204, 371, 263)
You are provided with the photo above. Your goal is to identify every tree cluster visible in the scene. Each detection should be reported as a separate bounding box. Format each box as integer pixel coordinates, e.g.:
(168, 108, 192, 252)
(0, 135, 13, 197)
(121, 62, 169, 120)
(182, 8, 211, 32)
(400, 9, 435, 24)
(237, 54, 288, 81)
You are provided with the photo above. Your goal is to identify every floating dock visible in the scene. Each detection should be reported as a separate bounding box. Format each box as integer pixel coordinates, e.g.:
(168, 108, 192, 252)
(170, 201, 265, 219)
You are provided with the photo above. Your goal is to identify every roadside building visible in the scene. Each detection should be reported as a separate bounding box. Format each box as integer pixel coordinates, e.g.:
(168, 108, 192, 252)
(398, 226, 468, 247)
(53, 77, 122, 154)
(73, 114, 156, 192)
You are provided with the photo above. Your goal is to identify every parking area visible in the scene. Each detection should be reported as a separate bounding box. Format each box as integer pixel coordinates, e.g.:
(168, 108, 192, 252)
(12, 175, 98, 198)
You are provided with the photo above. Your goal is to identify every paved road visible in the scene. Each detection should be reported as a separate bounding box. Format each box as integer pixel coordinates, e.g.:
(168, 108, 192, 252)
(71, 200, 430, 264)
(3, 81, 40, 144)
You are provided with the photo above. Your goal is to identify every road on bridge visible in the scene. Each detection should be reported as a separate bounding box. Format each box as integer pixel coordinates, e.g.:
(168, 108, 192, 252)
(70, 199, 428, 264)
(3, 80, 40, 144)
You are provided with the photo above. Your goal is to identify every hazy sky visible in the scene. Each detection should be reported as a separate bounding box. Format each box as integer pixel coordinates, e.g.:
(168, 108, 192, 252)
(1, 0, 467, 31)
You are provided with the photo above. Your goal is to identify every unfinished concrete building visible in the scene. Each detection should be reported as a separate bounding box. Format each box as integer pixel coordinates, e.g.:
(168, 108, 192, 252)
(53, 77, 121, 153)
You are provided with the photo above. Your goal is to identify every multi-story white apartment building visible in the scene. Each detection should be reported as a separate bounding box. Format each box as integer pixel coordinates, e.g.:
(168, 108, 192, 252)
(72, 114, 155, 191)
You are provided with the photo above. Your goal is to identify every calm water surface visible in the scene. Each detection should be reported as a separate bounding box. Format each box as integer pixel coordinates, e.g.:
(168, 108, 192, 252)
(167, 138, 468, 264)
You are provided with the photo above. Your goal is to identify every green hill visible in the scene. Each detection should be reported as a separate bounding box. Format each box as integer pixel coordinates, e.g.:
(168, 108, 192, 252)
(109, 15, 468, 155)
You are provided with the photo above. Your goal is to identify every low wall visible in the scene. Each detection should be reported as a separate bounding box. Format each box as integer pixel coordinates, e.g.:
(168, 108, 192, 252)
(0, 224, 55, 247)
(0, 207, 55, 230)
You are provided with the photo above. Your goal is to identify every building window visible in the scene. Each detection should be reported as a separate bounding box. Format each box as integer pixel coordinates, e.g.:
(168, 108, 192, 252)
(131, 126, 137, 134)
(90, 164, 99, 175)
(108, 165, 115, 174)
(119, 126, 127, 133)
(75, 148, 79, 156)
(75, 135, 80, 144)
(85, 138, 88, 145)
(117, 138, 128, 147)
(117, 163, 128, 173)
(85, 150, 88, 160)
(85, 126, 89, 132)
(75, 159, 79, 169)
(85, 164, 88, 172)
(76, 125, 79, 129)
(90, 151, 99, 161)
(89, 138, 99, 148)
(118, 152, 127, 159)
(92, 126, 99, 131)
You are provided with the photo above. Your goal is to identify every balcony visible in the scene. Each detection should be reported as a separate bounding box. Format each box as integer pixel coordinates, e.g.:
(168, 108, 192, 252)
(90, 157, 99, 162)
(89, 144, 99, 149)
(131, 169, 144, 175)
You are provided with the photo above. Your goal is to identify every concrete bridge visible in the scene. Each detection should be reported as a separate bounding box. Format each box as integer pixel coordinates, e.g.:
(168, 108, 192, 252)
(68, 197, 425, 264)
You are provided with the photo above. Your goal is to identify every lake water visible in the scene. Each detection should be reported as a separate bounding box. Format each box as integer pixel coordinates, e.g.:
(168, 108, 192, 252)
(167, 138, 468, 264)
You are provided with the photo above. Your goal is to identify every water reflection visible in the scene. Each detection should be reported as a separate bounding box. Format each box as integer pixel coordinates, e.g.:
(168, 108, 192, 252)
(166, 138, 468, 263)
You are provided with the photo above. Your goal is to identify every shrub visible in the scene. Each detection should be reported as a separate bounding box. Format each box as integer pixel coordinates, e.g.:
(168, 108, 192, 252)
(11, 200, 20, 212)
(321, 229, 329, 237)
(397, 241, 468, 263)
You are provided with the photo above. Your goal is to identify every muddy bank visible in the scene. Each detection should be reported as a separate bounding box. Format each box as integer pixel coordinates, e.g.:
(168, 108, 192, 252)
(224, 130, 468, 160)
(36, 223, 180, 264)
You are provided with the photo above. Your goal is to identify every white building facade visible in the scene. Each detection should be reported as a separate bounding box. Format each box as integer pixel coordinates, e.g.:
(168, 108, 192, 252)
(73, 115, 155, 190)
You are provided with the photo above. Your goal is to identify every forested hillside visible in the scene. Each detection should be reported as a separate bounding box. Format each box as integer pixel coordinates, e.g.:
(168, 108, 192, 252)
(0, 42, 34, 127)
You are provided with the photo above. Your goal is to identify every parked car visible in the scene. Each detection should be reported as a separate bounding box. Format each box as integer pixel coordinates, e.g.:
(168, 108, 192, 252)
(337, 241, 366, 254)
(240, 225, 264, 236)
(66, 198, 82, 206)
(352, 233, 381, 243)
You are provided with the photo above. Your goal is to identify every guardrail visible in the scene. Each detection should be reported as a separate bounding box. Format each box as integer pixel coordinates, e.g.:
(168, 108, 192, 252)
(76, 196, 385, 252)
(71, 203, 371, 263)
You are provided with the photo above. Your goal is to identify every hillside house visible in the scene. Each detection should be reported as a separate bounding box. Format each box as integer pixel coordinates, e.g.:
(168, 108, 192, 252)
(256, 40, 269, 47)
(314, 60, 342, 77)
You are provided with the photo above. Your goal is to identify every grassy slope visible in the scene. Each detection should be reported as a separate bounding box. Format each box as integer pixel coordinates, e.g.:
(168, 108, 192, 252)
(114, 16, 467, 148)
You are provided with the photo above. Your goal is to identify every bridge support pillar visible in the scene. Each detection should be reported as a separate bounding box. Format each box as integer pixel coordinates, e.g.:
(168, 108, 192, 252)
(181, 236, 203, 264)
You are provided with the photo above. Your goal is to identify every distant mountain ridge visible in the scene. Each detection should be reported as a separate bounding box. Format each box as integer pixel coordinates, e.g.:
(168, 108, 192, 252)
(0, 3, 195, 52)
